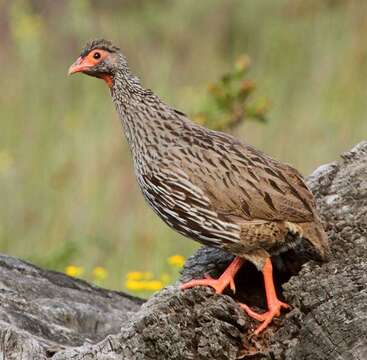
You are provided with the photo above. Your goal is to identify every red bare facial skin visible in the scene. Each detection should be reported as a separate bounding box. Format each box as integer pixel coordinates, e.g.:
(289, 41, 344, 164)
(68, 49, 113, 88)
(100, 74, 113, 88)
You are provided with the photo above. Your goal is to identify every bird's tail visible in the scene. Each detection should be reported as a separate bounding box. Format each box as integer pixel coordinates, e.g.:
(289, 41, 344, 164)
(300, 218, 330, 261)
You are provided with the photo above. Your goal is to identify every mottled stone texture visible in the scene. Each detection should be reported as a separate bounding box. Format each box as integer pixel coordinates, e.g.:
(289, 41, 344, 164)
(0, 142, 366, 359)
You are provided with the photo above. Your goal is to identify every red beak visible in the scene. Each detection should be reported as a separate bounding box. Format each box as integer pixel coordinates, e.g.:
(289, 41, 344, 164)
(68, 56, 92, 75)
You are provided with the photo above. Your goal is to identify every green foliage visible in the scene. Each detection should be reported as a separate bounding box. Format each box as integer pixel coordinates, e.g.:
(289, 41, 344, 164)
(30, 240, 80, 271)
(195, 55, 269, 131)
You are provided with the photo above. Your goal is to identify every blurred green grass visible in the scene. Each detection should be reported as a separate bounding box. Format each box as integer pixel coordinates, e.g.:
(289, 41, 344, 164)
(1, 0, 367, 292)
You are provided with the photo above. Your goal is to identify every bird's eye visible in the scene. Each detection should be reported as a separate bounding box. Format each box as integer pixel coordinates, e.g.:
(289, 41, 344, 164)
(93, 52, 101, 60)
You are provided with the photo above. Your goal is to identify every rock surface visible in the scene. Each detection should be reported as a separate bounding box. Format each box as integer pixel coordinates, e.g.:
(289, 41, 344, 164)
(0, 141, 366, 359)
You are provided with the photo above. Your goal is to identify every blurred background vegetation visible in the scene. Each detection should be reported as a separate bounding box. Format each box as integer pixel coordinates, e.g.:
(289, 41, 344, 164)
(1, 0, 367, 294)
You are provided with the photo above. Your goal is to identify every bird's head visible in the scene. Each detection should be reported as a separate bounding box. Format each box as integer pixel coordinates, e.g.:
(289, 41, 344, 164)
(68, 39, 125, 87)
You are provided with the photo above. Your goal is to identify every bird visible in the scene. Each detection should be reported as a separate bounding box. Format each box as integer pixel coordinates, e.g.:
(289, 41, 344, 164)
(68, 39, 329, 335)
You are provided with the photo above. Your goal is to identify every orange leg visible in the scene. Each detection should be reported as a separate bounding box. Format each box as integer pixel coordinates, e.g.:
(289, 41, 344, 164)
(180, 256, 244, 294)
(240, 258, 289, 335)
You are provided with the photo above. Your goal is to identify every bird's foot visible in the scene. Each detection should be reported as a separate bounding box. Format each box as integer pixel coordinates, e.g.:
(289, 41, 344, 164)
(239, 299, 290, 335)
(180, 272, 236, 294)
(181, 256, 244, 294)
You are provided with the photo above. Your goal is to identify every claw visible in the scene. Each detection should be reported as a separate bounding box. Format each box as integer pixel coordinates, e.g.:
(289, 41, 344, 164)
(229, 277, 236, 293)
(240, 300, 289, 335)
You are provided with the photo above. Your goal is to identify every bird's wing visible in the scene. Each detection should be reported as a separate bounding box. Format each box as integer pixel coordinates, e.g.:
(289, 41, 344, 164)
(163, 128, 315, 224)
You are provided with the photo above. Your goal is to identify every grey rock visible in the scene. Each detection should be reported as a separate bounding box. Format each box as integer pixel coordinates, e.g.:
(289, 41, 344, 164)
(1, 141, 367, 359)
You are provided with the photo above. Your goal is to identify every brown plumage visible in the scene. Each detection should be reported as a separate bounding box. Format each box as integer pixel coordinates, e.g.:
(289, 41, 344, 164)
(69, 39, 329, 334)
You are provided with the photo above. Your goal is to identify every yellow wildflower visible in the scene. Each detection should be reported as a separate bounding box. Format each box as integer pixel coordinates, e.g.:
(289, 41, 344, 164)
(92, 266, 108, 281)
(144, 280, 163, 291)
(125, 279, 163, 292)
(126, 271, 154, 281)
(65, 265, 84, 278)
(126, 271, 143, 281)
(167, 255, 185, 268)
(125, 279, 145, 291)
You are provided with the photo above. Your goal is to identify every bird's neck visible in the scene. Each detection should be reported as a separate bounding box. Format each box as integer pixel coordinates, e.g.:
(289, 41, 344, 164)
(110, 69, 183, 157)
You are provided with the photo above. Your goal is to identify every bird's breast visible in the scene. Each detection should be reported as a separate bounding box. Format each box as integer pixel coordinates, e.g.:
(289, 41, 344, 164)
(134, 168, 241, 248)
